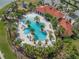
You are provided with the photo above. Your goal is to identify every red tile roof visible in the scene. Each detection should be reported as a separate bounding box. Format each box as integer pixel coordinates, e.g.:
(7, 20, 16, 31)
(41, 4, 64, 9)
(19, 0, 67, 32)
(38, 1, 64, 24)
(58, 18, 73, 36)
(36, 5, 73, 36)
(36, 5, 64, 18)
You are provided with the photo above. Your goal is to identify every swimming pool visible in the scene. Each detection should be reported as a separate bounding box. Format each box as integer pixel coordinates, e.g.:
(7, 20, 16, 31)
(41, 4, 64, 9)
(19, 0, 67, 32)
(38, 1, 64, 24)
(21, 13, 47, 41)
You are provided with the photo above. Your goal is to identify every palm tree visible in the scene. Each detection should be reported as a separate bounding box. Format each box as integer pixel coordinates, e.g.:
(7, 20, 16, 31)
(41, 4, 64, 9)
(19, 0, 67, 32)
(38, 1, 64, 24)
(49, 32, 53, 41)
(30, 28, 35, 35)
(28, 2, 36, 11)
(40, 23, 45, 31)
(57, 26, 65, 40)
(15, 38, 21, 46)
(26, 20, 30, 25)
(34, 16, 40, 23)
(51, 17, 58, 29)
(45, 39, 48, 45)
(26, 20, 31, 29)
(33, 40, 36, 44)
(37, 0, 43, 6)
(38, 41, 42, 46)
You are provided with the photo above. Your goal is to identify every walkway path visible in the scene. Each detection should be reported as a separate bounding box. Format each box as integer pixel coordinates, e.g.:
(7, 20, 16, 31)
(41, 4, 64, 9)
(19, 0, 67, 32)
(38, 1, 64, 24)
(0, 51, 5, 59)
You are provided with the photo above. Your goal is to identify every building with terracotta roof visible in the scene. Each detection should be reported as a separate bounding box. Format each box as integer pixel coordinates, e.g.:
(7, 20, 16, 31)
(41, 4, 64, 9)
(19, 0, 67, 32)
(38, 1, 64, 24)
(36, 5, 73, 36)
(36, 5, 64, 18)
(58, 18, 73, 36)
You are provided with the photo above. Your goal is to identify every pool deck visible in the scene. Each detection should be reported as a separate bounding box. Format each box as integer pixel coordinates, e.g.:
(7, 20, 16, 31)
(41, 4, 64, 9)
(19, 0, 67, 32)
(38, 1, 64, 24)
(17, 13, 56, 47)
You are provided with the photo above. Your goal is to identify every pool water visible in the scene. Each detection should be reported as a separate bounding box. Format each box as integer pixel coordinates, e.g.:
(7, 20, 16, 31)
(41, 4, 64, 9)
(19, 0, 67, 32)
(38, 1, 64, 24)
(24, 28, 30, 34)
(21, 14, 47, 41)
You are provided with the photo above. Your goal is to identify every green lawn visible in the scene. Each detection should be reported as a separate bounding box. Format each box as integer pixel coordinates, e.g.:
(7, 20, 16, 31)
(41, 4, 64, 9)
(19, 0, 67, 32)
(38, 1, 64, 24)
(63, 37, 79, 49)
(0, 21, 17, 59)
(72, 40, 79, 59)
(63, 37, 79, 59)
(71, 40, 79, 49)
